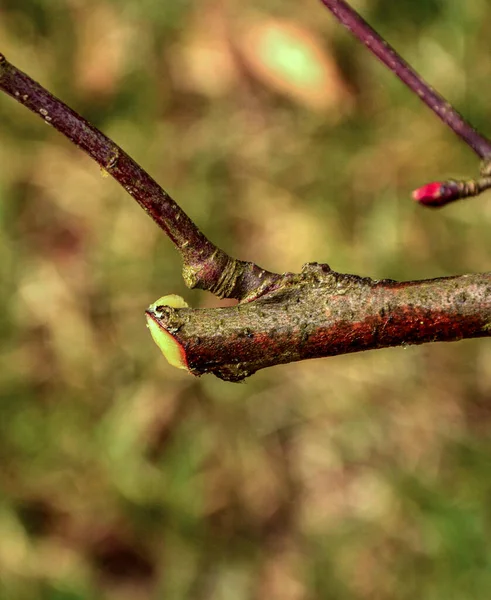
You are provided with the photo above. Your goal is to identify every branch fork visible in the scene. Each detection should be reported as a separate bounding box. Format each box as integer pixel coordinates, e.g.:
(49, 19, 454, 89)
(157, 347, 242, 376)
(1, 0, 490, 381)
(146, 263, 491, 381)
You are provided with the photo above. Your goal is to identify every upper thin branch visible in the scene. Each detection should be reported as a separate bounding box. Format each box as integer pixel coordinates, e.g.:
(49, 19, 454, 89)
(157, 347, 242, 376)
(320, 0, 491, 207)
(319, 0, 491, 160)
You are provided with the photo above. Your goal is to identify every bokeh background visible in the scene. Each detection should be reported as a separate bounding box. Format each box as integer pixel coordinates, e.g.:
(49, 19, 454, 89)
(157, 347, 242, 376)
(1, 0, 491, 598)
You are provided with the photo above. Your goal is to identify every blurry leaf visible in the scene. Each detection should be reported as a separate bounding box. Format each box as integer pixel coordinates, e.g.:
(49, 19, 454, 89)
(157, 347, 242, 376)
(237, 17, 353, 114)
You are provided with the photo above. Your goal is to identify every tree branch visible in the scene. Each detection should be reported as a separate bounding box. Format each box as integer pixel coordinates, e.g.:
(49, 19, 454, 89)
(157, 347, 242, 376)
(319, 0, 491, 160)
(319, 0, 491, 206)
(146, 264, 491, 381)
(1, 3, 490, 383)
(0, 52, 279, 302)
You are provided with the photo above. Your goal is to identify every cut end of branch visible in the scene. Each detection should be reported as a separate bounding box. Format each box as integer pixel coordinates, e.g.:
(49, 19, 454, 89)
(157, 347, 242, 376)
(145, 295, 191, 372)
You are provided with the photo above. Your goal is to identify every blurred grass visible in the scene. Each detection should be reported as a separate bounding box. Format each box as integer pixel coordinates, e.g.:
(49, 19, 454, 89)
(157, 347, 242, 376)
(1, 0, 491, 598)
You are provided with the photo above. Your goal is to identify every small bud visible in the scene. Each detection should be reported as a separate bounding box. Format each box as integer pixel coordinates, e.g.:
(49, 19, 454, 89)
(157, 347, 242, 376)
(412, 180, 461, 208)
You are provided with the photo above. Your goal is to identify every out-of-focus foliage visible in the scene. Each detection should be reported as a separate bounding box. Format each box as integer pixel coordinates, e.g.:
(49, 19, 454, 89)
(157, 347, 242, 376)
(1, 0, 491, 598)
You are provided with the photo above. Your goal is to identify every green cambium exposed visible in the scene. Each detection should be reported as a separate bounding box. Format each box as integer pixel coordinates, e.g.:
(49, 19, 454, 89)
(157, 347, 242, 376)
(146, 295, 189, 370)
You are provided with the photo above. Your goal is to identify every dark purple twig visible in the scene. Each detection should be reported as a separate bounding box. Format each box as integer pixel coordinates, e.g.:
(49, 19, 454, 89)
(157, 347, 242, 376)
(0, 53, 279, 300)
(319, 0, 491, 160)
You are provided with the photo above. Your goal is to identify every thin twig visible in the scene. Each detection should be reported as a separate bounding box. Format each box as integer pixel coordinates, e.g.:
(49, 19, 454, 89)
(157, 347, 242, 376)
(146, 265, 491, 381)
(0, 53, 279, 301)
(319, 0, 491, 160)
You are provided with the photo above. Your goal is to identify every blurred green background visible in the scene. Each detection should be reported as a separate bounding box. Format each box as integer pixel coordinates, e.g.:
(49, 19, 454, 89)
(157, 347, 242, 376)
(1, 0, 491, 598)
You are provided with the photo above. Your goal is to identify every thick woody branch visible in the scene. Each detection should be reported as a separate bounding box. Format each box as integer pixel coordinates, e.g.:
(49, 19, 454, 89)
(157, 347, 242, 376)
(0, 52, 279, 301)
(146, 264, 491, 382)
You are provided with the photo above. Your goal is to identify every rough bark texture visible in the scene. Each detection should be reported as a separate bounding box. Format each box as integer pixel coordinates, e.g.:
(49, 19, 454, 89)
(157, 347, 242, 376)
(1, 0, 491, 382)
(0, 53, 279, 301)
(146, 264, 491, 381)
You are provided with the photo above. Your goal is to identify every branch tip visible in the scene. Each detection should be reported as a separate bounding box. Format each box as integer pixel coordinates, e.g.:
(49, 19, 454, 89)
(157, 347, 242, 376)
(412, 182, 453, 208)
(413, 177, 491, 208)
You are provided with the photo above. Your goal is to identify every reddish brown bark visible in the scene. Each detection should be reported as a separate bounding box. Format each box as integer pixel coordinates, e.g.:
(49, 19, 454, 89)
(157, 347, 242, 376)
(146, 265, 491, 381)
(1, 1, 490, 381)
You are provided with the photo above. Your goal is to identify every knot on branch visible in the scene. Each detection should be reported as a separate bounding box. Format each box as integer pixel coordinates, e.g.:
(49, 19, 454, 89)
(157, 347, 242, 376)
(181, 250, 243, 298)
(181, 248, 283, 302)
(208, 254, 243, 298)
(300, 262, 333, 281)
